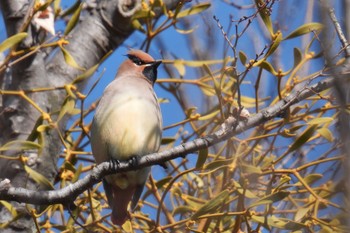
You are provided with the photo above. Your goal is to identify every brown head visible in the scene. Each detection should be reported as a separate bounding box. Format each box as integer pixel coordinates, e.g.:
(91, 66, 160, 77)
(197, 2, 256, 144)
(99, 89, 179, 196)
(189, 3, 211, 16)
(116, 50, 162, 85)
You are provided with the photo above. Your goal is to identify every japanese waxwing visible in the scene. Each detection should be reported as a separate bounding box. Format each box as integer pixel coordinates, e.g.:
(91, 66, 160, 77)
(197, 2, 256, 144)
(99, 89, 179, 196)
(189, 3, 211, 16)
(90, 50, 162, 226)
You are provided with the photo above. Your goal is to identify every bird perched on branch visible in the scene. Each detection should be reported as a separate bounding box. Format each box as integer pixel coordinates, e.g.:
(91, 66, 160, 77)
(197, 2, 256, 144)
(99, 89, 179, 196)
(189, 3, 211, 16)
(90, 50, 162, 225)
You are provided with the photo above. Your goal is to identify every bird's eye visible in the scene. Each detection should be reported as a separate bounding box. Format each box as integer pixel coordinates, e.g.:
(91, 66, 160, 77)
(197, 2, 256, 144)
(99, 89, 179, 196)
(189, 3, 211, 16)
(127, 54, 145, 66)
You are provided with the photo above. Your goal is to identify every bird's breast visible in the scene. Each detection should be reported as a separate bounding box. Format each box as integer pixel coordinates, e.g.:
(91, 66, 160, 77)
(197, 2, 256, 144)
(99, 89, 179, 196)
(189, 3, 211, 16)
(91, 86, 162, 162)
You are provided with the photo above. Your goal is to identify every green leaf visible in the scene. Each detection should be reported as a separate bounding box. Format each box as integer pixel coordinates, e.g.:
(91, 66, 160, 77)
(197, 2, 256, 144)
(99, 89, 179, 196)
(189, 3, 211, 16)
(307, 117, 334, 125)
(155, 176, 172, 189)
(255, 0, 273, 36)
(265, 31, 283, 58)
(196, 148, 208, 169)
(284, 22, 324, 40)
(258, 60, 278, 75)
(295, 173, 323, 186)
(60, 46, 84, 70)
(57, 97, 77, 122)
(295, 206, 311, 221)
(176, 2, 211, 19)
(161, 137, 176, 145)
(249, 191, 290, 209)
(233, 181, 257, 198)
(317, 127, 334, 142)
(204, 159, 232, 170)
(0, 201, 17, 217)
(24, 165, 54, 190)
(173, 205, 194, 216)
(293, 48, 302, 68)
(0, 32, 27, 53)
(251, 215, 306, 230)
(191, 190, 229, 219)
(0, 140, 41, 151)
(60, 0, 81, 17)
(287, 125, 317, 153)
(64, 3, 82, 35)
(239, 51, 247, 65)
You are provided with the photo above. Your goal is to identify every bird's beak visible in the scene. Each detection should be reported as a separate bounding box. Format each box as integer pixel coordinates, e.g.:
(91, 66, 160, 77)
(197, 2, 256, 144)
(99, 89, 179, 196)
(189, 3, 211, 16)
(152, 60, 162, 69)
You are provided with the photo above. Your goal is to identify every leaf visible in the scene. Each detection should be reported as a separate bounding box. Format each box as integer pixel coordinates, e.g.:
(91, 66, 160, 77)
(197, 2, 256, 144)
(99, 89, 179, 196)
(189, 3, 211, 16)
(173, 205, 194, 216)
(60, 46, 85, 70)
(295, 207, 311, 221)
(0, 140, 41, 151)
(176, 2, 211, 19)
(307, 117, 334, 125)
(295, 173, 323, 186)
(0, 201, 17, 217)
(196, 148, 208, 169)
(233, 181, 257, 198)
(155, 176, 172, 189)
(24, 165, 54, 190)
(239, 51, 247, 65)
(64, 3, 83, 35)
(191, 190, 229, 219)
(258, 60, 278, 75)
(173, 60, 186, 76)
(317, 127, 334, 142)
(0, 32, 27, 53)
(293, 47, 302, 68)
(249, 191, 290, 209)
(255, 0, 273, 36)
(265, 31, 283, 58)
(287, 125, 317, 153)
(251, 215, 306, 230)
(161, 137, 176, 145)
(57, 97, 77, 121)
(240, 163, 262, 175)
(284, 22, 324, 40)
(204, 159, 232, 170)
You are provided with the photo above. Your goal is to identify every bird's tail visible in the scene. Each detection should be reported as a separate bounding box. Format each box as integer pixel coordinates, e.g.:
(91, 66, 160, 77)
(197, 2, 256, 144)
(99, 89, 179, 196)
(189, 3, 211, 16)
(110, 185, 136, 226)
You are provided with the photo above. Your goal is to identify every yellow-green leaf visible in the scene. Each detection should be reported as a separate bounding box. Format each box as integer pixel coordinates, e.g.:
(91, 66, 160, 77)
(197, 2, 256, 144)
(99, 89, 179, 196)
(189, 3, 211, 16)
(307, 117, 334, 125)
(317, 127, 334, 142)
(0, 201, 17, 217)
(24, 165, 54, 190)
(64, 3, 83, 35)
(176, 2, 211, 19)
(239, 51, 247, 65)
(173, 205, 194, 216)
(284, 22, 324, 40)
(295, 173, 323, 186)
(0, 140, 41, 151)
(196, 148, 208, 169)
(60, 46, 84, 70)
(255, 0, 273, 36)
(155, 176, 172, 189)
(191, 190, 229, 219)
(258, 60, 278, 75)
(198, 109, 219, 121)
(173, 60, 186, 76)
(0, 32, 28, 53)
(293, 47, 302, 68)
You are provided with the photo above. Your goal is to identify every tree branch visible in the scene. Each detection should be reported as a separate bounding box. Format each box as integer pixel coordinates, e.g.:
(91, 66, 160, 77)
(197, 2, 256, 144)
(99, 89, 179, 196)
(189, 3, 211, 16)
(0, 77, 335, 205)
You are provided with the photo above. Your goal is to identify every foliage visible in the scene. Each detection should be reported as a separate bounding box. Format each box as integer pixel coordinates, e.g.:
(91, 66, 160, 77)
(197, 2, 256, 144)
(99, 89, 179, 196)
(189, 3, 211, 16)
(0, 0, 348, 232)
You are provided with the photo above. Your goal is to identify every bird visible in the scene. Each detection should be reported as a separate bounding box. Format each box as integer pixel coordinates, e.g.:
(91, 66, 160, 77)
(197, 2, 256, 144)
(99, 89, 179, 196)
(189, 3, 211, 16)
(90, 50, 162, 226)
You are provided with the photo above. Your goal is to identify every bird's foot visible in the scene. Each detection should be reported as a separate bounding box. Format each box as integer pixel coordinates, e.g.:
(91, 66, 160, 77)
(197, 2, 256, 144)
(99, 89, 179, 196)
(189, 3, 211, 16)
(128, 156, 140, 167)
(110, 158, 120, 171)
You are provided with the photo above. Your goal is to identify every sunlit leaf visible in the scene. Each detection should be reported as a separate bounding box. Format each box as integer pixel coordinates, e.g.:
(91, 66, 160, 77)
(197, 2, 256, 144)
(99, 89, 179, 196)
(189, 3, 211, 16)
(295, 207, 311, 221)
(239, 51, 247, 65)
(307, 117, 334, 125)
(317, 127, 334, 142)
(233, 181, 257, 198)
(60, 45, 85, 70)
(64, 3, 83, 35)
(0, 32, 27, 53)
(295, 173, 323, 186)
(0, 201, 17, 217)
(173, 206, 194, 216)
(284, 22, 324, 40)
(255, 0, 273, 36)
(0, 140, 41, 151)
(176, 2, 211, 19)
(293, 47, 302, 68)
(24, 165, 54, 190)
